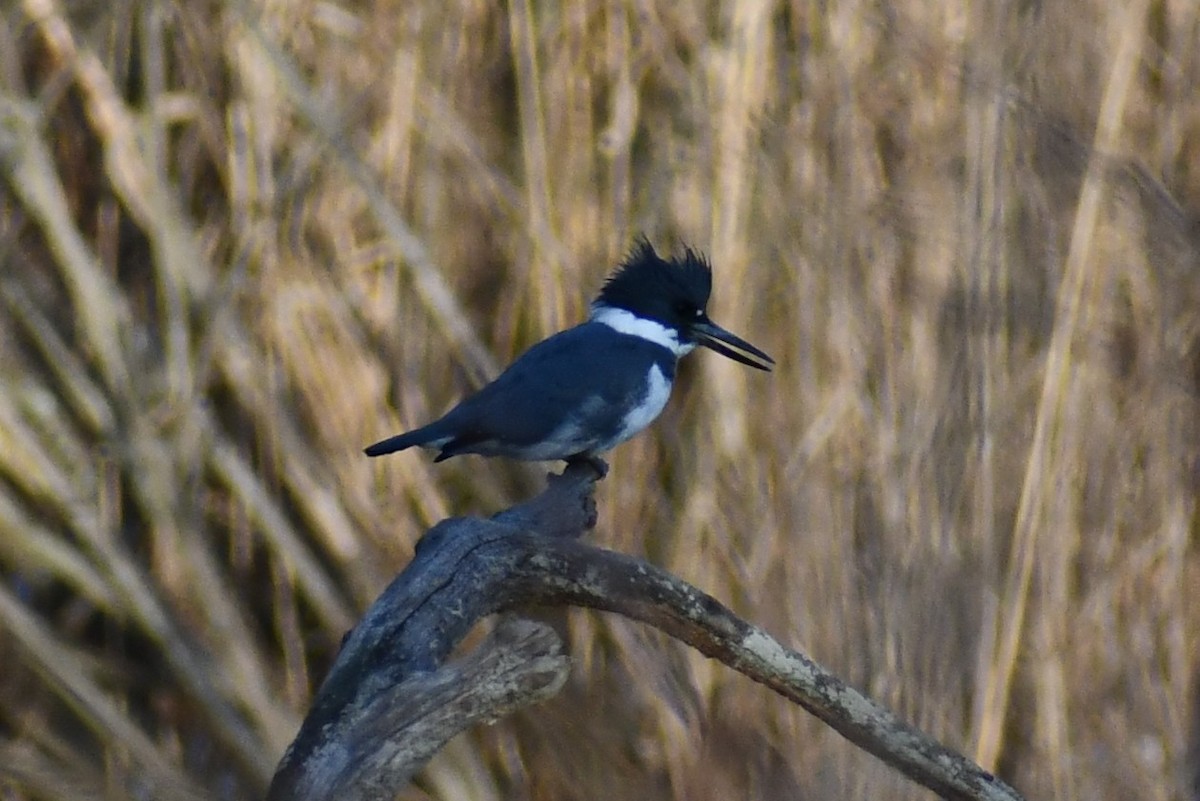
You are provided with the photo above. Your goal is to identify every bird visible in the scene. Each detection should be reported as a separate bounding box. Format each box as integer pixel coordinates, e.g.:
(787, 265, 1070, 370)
(364, 240, 774, 473)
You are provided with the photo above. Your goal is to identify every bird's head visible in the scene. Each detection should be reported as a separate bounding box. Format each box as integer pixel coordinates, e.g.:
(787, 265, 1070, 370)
(591, 240, 775, 371)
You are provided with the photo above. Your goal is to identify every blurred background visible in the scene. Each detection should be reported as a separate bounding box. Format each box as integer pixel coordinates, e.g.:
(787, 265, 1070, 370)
(2, 0, 1198, 799)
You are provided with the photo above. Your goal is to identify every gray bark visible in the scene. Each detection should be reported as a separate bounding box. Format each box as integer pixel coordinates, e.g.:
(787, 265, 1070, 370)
(267, 463, 1024, 801)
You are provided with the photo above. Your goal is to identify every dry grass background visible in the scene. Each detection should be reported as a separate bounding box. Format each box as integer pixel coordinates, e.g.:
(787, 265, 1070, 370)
(1, 0, 1198, 799)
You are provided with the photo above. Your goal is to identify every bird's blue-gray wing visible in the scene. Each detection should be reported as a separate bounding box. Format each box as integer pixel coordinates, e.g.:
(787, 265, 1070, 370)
(436, 322, 674, 456)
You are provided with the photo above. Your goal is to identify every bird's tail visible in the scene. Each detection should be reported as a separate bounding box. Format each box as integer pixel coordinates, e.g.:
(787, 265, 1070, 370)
(363, 426, 443, 457)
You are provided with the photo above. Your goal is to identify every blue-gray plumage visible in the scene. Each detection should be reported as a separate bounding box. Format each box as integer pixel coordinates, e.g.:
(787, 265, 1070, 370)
(365, 240, 773, 468)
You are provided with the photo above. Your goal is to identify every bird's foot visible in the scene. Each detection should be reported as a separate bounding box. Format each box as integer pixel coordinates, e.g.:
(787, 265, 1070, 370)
(565, 453, 609, 479)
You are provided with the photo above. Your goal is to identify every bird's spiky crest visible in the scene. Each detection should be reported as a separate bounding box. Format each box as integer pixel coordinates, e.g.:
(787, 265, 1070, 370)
(593, 239, 713, 313)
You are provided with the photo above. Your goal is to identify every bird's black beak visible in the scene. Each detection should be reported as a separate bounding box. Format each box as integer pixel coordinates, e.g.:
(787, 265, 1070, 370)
(692, 319, 775, 371)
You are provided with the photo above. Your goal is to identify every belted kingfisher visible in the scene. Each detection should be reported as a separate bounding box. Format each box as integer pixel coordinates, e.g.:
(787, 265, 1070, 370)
(364, 241, 773, 470)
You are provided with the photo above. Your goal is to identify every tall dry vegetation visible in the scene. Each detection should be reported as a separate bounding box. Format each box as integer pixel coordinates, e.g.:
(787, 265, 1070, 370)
(1, 0, 1198, 799)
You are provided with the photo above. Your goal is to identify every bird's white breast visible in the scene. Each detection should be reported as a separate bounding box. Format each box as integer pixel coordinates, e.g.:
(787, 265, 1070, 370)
(611, 363, 672, 447)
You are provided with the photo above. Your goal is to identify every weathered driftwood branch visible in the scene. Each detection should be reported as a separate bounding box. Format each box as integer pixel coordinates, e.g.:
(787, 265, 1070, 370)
(267, 463, 1025, 801)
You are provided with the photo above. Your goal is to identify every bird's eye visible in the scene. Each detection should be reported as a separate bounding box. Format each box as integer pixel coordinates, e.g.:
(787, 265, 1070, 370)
(675, 301, 697, 317)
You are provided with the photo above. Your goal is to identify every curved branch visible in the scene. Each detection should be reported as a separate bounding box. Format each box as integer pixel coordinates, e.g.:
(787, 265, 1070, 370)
(267, 464, 1024, 801)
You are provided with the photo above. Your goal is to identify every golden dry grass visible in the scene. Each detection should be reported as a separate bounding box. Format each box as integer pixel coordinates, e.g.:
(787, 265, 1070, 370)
(1, 0, 1199, 799)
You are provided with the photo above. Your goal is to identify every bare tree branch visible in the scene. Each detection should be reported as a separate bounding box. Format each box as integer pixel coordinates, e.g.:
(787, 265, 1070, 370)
(268, 464, 1025, 801)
